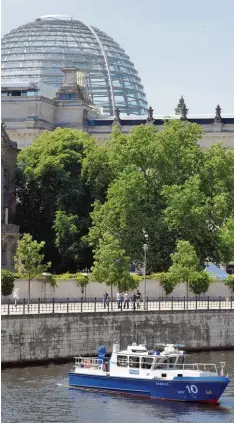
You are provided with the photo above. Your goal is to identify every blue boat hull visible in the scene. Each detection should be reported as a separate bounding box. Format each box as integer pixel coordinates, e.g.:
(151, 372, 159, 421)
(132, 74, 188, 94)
(68, 372, 230, 404)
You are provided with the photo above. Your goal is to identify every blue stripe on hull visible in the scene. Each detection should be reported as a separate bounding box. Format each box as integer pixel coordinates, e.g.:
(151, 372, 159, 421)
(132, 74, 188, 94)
(68, 373, 230, 403)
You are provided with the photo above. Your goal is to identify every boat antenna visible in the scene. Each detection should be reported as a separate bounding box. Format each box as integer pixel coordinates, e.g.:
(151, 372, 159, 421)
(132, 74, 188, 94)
(220, 362, 226, 376)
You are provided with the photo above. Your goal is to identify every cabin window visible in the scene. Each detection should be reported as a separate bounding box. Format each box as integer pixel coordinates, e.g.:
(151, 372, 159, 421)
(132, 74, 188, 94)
(176, 356, 185, 369)
(12, 91, 21, 96)
(168, 357, 177, 368)
(161, 373, 167, 378)
(153, 358, 168, 369)
(177, 374, 183, 377)
(117, 355, 128, 367)
(129, 356, 140, 368)
(141, 357, 153, 369)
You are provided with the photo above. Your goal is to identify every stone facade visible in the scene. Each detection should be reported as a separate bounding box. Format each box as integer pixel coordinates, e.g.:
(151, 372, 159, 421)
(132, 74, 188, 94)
(1, 311, 234, 364)
(2, 69, 234, 150)
(1, 68, 100, 149)
(1, 123, 20, 271)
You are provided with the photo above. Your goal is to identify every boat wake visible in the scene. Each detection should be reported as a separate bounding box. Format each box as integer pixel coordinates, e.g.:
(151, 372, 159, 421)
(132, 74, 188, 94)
(57, 382, 69, 388)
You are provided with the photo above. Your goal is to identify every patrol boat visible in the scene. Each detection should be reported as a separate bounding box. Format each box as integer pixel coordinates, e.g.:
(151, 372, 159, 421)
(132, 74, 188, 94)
(68, 343, 230, 403)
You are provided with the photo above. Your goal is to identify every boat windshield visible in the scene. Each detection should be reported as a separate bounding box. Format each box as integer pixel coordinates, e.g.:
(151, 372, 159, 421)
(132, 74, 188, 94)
(153, 356, 182, 369)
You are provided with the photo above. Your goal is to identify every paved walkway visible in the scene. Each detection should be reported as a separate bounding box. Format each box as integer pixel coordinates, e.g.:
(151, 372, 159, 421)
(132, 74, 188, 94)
(2, 299, 234, 315)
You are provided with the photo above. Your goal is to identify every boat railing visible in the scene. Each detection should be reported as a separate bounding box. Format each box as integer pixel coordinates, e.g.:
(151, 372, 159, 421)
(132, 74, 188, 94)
(153, 362, 217, 373)
(187, 363, 218, 373)
(181, 363, 217, 373)
(74, 356, 106, 370)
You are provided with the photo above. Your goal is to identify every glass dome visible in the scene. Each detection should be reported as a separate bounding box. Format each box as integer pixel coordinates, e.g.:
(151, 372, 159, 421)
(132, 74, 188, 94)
(1, 15, 148, 115)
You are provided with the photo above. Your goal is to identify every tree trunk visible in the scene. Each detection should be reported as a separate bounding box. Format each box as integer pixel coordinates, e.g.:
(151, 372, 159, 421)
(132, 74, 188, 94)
(186, 280, 189, 310)
(28, 278, 31, 312)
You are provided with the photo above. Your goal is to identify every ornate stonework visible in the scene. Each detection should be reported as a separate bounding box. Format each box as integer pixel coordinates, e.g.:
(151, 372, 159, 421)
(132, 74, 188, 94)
(1, 123, 20, 271)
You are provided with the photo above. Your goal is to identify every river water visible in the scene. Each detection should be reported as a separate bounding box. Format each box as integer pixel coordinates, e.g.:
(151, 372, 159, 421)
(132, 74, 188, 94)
(2, 351, 234, 423)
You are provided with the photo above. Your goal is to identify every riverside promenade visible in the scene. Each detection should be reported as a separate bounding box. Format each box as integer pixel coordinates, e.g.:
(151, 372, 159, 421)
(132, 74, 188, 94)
(1, 296, 234, 315)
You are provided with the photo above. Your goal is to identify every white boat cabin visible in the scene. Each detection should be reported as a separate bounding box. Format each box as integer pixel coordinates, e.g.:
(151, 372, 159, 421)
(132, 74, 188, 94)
(73, 343, 221, 380)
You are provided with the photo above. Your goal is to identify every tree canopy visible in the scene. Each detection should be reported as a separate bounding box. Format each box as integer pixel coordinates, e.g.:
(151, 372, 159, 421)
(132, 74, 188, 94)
(15, 122, 234, 282)
(88, 121, 234, 275)
(16, 129, 96, 272)
(167, 240, 211, 296)
(91, 234, 138, 292)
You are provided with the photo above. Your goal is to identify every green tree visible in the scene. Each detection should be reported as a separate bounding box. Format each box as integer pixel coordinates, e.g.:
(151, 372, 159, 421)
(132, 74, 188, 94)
(89, 167, 148, 263)
(14, 233, 50, 306)
(15, 122, 234, 275)
(91, 234, 138, 302)
(16, 128, 96, 272)
(88, 120, 234, 272)
(53, 210, 80, 270)
(218, 217, 234, 263)
(75, 273, 89, 299)
(1, 270, 15, 296)
(38, 272, 57, 299)
(162, 176, 209, 261)
(167, 240, 201, 298)
(225, 275, 234, 293)
(158, 272, 175, 296)
(189, 271, 211, 295)
(162, 144, 234, 264)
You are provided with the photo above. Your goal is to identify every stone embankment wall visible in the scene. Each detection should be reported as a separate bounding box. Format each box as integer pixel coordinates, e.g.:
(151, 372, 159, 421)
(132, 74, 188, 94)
(2, 311, 234, 366)
(2, 279, 231, 301)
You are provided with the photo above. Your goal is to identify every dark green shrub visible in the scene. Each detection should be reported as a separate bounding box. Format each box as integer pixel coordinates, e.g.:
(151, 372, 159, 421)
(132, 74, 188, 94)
(158, 272, 175, 295)
(1, 270, 15, 296)
(225, 275, 234, 292)
(189, 271, 210, 295)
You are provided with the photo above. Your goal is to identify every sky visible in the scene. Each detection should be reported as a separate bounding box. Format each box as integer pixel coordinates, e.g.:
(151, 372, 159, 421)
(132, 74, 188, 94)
(1, 0, 234, 115)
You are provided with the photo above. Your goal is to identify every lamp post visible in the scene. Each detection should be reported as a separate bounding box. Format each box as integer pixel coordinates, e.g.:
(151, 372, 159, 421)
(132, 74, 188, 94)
(143, 242, 149, 310)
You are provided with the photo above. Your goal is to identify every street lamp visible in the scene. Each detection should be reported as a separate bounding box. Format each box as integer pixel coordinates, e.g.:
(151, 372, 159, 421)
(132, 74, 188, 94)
(143, 235, 149, 310)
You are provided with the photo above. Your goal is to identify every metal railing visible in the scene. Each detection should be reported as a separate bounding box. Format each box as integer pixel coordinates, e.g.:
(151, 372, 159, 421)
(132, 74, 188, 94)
(1, 296, 234, 315)
(74, 357, 104, 370)
(152, 363, 217, 373)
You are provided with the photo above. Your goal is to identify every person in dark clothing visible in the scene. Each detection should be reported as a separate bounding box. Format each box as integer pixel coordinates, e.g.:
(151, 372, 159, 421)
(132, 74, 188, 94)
(123, 292, 129, 309)
(136, 290, 141, 309)
(103, 291, 109, 309)
(132, 293, 136, 309)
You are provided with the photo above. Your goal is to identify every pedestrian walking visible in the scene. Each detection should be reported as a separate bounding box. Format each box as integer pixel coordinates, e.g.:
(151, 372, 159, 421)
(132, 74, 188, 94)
(103, 291, 109, 309)
(136, 289, 141, 309)
(13, 288, 19, 308)
(132, 292, 136, 310)
(116, 292, 121, 309)
(123, 291, 129, 309)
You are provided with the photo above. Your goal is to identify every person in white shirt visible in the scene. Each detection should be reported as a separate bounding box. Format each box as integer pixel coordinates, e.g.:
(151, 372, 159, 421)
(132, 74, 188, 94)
(13, 288, 19, 308)
(116, 292, 121, 309)
(124, 292, 129, 309)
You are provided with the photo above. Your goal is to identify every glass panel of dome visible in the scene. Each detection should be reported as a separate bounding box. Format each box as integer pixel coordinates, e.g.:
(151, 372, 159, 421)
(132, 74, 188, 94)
(1, 16, 147, 115)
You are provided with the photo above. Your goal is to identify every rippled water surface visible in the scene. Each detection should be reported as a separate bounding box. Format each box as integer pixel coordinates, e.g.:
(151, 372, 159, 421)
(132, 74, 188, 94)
(2, 351, 234, 423)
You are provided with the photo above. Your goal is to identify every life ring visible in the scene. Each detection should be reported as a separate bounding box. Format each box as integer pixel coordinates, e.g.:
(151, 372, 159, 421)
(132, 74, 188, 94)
(84, 359, 91, 368)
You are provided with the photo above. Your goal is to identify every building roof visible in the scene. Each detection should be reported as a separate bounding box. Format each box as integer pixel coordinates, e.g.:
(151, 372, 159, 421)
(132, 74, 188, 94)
(1, 16, 148, 116)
